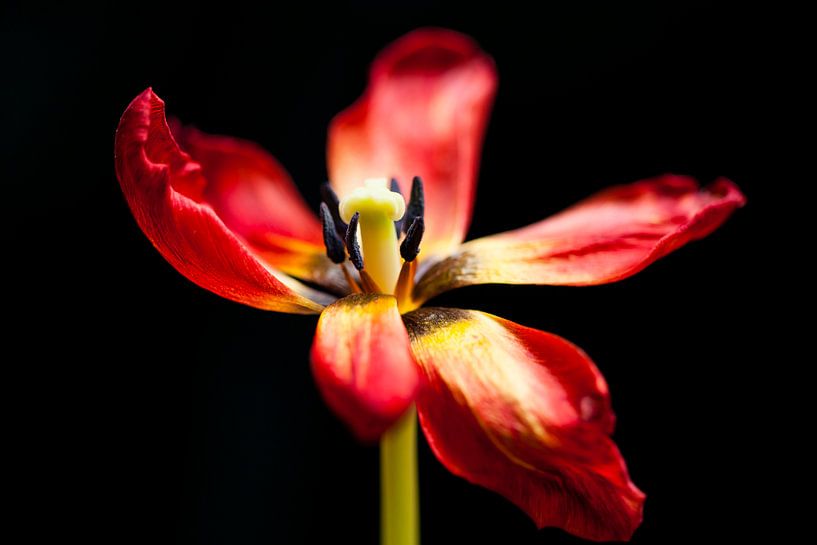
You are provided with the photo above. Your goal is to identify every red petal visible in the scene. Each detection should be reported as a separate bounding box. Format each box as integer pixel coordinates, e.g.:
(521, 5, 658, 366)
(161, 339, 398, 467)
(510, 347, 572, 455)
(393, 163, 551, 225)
(404, 308, 644, 541)
(310, 294, 418, 441)
(115, 88, 327, 313)
(173, 126, 347, 291)
(415, 175, 746, 303)
(328, 28, 497, 257)
(175, 126, 323, 246)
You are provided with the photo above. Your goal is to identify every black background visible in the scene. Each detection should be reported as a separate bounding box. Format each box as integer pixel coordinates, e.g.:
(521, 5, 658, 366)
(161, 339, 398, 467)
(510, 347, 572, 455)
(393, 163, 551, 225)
(4, 2, 786, 544)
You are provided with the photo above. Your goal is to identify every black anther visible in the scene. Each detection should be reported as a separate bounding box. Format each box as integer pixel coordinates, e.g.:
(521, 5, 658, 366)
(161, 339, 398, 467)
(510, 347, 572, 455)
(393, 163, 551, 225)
(345, 212, 364, 270)
(390, 177, 404, 236)
(320, 182, 347, 237)
(319, 203, 346, 264)
(400, 217, 425, 262)
(390, 177, 403, 196)
(403, 176, 425, 234)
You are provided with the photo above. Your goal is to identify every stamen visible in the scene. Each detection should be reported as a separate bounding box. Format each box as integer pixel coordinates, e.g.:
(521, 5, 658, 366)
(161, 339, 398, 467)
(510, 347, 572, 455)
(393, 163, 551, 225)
(403, 176, 425, 234)
(320, 183, 348, 237)
(359, 270, 383, 294)
(391, 178, 404, 236)
(394, 260, 417, 312)
(319, 203, 346, 264)
(340, 263, 362, 294)
(345, 212, 364, 271)
(400, 217, 425, 262)
(390, 177, 403, 196)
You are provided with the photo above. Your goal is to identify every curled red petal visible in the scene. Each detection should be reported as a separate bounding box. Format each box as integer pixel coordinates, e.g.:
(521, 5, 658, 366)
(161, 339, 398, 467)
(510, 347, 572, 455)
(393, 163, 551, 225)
(328, 28, 497, 257)
(404, 308, 644, 541)
(115, 88, 327, 313)
(414, 175, 746, 303)
(310, 294, 419, 441)
(175, 126, 323, 246)
(173, 127, 346, 291)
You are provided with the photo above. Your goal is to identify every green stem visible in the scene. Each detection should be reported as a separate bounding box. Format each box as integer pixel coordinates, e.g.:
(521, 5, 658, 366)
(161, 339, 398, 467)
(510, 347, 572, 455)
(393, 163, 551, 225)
(380, 405, 419, 545)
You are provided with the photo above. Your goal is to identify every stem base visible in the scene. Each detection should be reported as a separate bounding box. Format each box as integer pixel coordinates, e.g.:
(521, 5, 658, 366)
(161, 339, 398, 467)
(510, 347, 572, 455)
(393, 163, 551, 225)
(380, 406, 419, 545)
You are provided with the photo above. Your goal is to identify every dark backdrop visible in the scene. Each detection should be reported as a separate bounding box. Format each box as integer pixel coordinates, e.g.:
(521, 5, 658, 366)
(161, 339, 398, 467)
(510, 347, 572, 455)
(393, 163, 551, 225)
(4, 2, 785, 544)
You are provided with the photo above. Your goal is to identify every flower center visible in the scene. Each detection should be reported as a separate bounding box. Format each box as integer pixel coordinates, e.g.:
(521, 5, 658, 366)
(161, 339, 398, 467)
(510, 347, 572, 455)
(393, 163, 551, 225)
(339, 179, 406, 293)
(318, 177, 425, 302)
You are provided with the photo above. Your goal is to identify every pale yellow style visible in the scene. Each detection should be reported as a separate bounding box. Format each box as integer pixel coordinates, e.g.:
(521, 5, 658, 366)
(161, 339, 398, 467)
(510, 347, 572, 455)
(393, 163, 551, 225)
(339, 178, 406, 293)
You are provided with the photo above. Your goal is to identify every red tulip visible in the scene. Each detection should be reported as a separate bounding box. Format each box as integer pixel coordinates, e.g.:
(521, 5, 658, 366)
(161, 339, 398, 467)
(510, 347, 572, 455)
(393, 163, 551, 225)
(115, 28, 744, 542)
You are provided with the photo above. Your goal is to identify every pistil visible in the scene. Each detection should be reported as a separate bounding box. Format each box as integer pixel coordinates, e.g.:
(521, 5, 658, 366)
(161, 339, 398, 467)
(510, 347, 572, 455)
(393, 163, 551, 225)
(339, 179, 406, 294)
